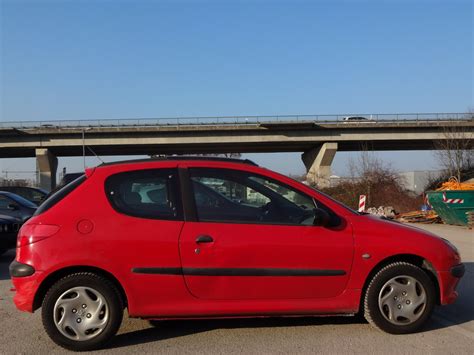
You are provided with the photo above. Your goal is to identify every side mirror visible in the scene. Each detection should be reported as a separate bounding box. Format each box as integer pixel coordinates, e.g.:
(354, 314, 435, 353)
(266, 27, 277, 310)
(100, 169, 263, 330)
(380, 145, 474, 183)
(7, 203, 19, 211)
(313, 208, 330, 227)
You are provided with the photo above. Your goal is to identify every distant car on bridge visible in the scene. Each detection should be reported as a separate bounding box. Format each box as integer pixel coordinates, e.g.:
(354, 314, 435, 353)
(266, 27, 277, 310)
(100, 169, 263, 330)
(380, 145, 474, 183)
(342, 116, 375, 122)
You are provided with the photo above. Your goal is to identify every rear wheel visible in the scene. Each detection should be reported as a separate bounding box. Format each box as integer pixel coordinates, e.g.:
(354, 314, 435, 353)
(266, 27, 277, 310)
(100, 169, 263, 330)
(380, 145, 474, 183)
(42, 273, 123, 351)
(364, 262, 436, 334)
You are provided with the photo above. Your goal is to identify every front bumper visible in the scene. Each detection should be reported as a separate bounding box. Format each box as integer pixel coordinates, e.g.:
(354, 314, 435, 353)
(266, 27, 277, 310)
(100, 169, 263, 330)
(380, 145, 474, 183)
(450, 263, 465, 278)
(438, 263, 465, 305)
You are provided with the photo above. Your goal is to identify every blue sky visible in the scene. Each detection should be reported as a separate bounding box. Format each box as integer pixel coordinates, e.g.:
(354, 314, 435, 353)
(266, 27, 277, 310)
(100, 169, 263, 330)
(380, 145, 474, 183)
(0, 0, 472, 178)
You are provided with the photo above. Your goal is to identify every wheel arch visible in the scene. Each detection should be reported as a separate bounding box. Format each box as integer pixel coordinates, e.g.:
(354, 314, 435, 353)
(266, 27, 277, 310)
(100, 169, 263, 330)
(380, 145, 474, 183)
(33, 266, 128, 311)
(359, 254, 440, 312)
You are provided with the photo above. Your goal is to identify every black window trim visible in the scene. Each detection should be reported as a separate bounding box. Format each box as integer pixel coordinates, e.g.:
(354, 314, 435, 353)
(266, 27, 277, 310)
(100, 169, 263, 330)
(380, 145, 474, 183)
(104, 168, 184, 221)
(178, 167, 197, 222)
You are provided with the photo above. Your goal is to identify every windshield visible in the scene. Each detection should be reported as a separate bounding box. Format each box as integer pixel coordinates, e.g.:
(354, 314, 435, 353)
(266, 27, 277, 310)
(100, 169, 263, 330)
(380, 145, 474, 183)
(280, 174, 360, 215)
(307, 186, 360, 215)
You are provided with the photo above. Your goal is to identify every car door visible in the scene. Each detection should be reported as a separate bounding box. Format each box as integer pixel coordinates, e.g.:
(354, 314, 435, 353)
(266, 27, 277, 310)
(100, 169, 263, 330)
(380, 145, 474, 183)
(179, 165, 354, 300)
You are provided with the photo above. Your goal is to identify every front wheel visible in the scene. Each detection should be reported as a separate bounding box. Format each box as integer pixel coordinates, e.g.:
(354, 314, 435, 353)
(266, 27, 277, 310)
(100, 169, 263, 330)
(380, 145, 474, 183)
(42, 272, 124, 351)
(364, 262, 436, 334)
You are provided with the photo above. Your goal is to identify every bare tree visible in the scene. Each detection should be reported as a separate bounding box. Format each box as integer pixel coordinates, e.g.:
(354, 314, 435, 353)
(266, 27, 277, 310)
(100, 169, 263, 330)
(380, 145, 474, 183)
(322, 146, 418, 212)
(345, 143, 406, 207)
(433, 125, 474, 182)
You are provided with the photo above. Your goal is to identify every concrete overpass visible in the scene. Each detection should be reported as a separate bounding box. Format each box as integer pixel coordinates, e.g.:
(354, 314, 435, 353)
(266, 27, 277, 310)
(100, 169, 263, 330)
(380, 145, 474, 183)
(0, 113, 472, 190)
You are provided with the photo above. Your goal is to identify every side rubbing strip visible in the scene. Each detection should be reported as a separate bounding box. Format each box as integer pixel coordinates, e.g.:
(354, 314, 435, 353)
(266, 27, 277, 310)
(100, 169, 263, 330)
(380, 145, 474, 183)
(132, 267, 183, 275)
(132, 267, 346, 277)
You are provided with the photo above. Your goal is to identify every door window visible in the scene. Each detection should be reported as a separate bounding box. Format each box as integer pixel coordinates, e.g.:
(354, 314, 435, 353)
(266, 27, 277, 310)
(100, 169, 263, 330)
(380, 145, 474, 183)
(189, 168, 316, 225)
(0, 195, 12, 209)
(105, 169, 182, 220)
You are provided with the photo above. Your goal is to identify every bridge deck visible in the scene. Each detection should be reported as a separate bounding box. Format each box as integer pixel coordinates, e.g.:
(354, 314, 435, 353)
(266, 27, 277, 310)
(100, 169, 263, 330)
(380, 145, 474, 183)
(0, 116, 472, 158)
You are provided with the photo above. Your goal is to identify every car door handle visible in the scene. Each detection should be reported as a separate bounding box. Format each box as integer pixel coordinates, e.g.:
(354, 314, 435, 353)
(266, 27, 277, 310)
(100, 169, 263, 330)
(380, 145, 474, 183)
(195, 235, 214, 243)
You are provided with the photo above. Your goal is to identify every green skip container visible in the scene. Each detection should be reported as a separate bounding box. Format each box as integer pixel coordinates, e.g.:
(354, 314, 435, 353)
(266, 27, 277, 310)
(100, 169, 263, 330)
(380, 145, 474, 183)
(426, 190, 474, 226)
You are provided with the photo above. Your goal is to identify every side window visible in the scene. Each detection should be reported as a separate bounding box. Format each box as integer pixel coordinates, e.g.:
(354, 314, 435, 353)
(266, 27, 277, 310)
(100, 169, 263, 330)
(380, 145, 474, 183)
(105, 169, 182, 220)
(192, 176, 270, 209)
(30, 190, 44, 203)
(248, 176, 315, 210)
(0, 195, 11, 209)
(189, 168, 317, 225)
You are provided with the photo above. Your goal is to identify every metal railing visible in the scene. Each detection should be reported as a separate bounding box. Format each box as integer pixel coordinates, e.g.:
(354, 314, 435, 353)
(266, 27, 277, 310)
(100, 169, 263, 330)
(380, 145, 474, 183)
(0, 112, 472, 129)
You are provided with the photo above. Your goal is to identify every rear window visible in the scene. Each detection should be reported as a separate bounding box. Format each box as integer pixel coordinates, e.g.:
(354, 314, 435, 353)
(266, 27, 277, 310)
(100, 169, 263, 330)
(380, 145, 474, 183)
(34, 175, 86, 216)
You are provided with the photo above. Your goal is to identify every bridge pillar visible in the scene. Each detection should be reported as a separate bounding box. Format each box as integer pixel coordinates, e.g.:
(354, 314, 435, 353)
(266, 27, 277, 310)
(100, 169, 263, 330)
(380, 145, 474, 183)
(36, 148, 58, 191)
(302, 143, 338, 188)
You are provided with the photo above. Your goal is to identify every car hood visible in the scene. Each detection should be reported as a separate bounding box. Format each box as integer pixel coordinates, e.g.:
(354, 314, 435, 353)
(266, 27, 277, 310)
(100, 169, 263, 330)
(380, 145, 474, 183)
(0, 214, 21, 224)
(380, 214, 445, 238)
(358, 214, 443, 239)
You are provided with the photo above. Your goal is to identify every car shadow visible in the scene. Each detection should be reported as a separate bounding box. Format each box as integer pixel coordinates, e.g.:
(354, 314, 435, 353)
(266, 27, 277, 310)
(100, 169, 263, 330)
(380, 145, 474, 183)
(110, 262, 473, 349)
(0, 249, 14, 280)
(110, 316, 366, 349)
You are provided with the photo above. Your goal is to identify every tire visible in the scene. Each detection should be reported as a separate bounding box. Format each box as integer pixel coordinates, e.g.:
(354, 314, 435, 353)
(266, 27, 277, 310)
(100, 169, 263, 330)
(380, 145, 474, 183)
(364, 262, 436, 334)
(41, 272, 124, 351)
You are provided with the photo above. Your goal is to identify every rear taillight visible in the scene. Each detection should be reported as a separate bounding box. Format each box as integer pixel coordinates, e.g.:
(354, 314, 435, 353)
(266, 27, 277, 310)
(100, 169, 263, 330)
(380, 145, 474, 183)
(17, 224, 60, 247)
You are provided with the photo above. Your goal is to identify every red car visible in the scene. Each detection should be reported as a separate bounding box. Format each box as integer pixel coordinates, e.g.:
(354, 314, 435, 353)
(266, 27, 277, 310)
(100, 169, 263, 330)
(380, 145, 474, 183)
(10, 157, 464, 351)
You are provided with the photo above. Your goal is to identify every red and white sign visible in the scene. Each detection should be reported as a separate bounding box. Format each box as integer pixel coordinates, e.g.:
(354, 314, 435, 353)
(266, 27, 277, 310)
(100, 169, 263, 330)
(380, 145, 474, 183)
(358, 195, 366, 212)
(442, 191, 464, 204)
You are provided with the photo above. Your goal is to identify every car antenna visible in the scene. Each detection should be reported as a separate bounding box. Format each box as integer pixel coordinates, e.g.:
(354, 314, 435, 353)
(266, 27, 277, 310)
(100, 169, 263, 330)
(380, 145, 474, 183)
(86, 146, 105, 164)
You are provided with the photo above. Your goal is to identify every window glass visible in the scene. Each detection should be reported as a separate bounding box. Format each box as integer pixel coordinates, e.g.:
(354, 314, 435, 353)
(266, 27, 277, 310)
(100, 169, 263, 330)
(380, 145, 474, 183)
(189, 168, 317, 225)
(0, 195, 11, 209)
(7, 193, 37, 208)
(30, 189, 46, 203)
(105, 169, 182, 220)
(248, 176, 315, 210)
(192, 176, 270, 208)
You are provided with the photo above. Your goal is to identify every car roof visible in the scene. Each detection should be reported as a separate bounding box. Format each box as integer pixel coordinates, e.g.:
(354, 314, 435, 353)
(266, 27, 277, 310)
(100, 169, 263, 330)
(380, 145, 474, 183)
(98, 156, 258, 168)
(0, 186, 46, 192)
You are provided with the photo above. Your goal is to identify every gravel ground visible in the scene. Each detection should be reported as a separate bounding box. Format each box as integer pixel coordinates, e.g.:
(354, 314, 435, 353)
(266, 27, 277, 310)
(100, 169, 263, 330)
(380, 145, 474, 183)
(0, 223, 472, 354)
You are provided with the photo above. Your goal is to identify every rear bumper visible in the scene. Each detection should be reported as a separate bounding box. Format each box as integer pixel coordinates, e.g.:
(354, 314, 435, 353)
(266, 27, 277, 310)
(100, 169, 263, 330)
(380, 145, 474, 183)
(10, 262, 42, 313)
(9, 260, 35, 277)
(438, 263, 464, 305)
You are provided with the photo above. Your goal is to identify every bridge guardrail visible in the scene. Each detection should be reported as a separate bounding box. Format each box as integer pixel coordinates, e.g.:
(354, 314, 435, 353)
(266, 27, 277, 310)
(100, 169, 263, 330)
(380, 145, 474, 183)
(0, 112, 472, 129)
